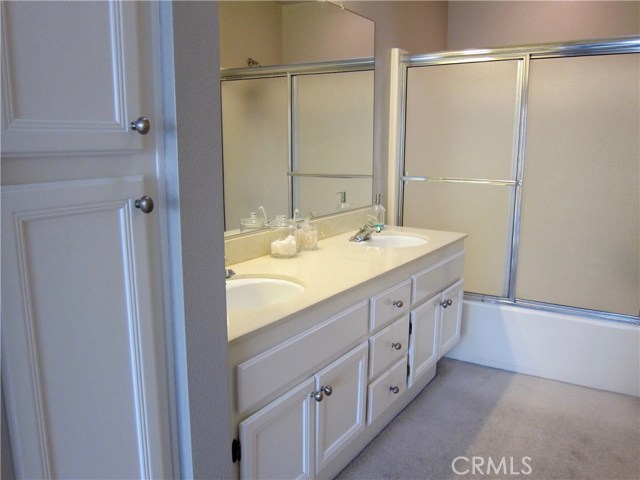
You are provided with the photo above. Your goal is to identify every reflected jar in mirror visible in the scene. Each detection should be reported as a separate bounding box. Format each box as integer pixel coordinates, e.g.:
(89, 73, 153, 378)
(240, 212, 264, 232)
(270, 215, 298, 258)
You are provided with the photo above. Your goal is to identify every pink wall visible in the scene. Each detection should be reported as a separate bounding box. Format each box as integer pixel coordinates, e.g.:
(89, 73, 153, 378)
(448, 1, 640, 50)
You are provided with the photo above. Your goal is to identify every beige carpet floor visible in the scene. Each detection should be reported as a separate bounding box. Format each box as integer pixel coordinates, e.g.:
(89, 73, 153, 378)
(336, 359, 640, 480)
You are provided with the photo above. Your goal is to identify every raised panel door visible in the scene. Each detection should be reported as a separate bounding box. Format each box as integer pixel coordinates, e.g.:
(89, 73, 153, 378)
(239, 378, 315, 480)
(1, 0, 149, 155)
(1, 176, 172, 479)
(408, 294, 439, 388)
(314, 342, 368, 476)
(439, 280, 465, 357)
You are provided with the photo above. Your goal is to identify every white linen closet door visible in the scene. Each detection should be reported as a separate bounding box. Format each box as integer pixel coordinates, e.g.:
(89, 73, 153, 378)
(0, 0, 146, 155)
(1, 177, 172, 479)
(1, 1, 173, 478)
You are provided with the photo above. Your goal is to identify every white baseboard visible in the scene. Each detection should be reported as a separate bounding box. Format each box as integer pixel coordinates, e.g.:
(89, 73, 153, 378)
(446, 300, 640, 397)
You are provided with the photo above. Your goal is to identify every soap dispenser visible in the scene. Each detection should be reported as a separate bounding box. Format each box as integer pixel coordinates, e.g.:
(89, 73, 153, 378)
(336, 191, 351, 212)
(370, 193, 386, 232)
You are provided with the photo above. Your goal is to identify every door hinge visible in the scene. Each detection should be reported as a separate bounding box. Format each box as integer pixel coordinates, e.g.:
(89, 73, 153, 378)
(232, 439, 241, 463)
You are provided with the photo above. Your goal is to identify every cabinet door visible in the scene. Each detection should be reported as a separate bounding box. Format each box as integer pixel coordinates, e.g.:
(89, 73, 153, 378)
(1, 1, 148, 155)
(1, 177, 172, 479)
(439, 280, 465, 357)
(408, 294, 440, 388)
(239, 378, 315, 480)
(314, 342, 368, 475)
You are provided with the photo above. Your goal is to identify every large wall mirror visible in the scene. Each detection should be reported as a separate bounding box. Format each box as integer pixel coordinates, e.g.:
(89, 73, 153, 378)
(219, 1, 375, 235)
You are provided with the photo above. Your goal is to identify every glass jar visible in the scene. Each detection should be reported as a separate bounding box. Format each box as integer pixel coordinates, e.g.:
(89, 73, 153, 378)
(269, 214, 298, 258)
(298, 219, 317, 251)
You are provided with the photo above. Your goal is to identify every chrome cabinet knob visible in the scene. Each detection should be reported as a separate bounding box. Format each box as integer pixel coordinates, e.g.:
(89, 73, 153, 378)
(441, 298, 453, 308)
(135, 196, 154, 214)
(312, 385, 333, 402)
(389, 386, 400, 394)
(391, 342, 402, 350)
(392, 300, 404, 308)
(130, 116, 151, 135)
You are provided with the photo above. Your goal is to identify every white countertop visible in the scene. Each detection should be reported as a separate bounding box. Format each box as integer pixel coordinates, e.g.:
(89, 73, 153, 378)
(226, 226, 466, 342)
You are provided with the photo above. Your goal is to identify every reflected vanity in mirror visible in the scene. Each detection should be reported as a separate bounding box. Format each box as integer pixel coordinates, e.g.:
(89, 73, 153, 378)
(219, 1, 375, 235)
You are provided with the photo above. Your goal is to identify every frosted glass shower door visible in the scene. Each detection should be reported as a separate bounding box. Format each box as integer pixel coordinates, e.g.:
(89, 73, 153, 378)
(516, 54, 639, 316)
(293, 70, 374, 217)
(402, 60, 522, 296)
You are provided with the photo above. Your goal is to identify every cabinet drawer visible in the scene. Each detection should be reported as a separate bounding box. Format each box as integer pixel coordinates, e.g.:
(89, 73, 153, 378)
(236, 301, 369, 414)
(370, 280, 411, 332)
(368, 315, 409, 379)
(413, 251, 464, 305)
(367, 356, 407, 425)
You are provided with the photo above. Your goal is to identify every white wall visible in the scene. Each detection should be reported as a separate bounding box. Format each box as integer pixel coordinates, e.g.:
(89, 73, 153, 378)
(164, 2, 232, 477)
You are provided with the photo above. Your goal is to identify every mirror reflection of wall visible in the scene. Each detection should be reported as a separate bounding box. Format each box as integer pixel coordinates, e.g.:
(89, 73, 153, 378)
(219, 1, 374, 69)
(219, 1, 374, 235)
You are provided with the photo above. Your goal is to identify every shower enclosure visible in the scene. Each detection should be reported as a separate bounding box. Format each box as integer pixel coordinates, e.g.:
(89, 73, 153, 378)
(397, 37, 640, 322)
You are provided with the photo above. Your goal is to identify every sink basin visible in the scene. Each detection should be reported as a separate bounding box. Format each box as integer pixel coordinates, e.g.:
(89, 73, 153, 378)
(226, 277, 304, 310)
(359, 234, 428, 248)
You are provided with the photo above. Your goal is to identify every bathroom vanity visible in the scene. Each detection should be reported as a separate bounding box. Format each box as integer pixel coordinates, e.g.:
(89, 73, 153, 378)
(226, 227, 466, 479)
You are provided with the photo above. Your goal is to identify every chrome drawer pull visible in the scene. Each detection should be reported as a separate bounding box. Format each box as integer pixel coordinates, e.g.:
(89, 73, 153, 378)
(391, 342, 402, 350)
(389, 386, 400, 394)
(392, 300, 404, 308)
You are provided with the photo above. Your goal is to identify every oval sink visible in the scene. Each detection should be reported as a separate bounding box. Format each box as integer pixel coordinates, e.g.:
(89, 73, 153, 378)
(226, 277, 304, 310)
(359, 234, 428, 248)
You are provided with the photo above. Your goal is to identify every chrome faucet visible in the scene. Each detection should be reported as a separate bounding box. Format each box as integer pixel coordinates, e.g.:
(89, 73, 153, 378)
(349, 221, 377, 242)
(224, 256, 236, 279)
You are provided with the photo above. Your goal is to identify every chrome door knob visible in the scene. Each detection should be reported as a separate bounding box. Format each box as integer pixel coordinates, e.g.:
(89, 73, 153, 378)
(135, 196, 154, 214)
(130, 116, 151, 135)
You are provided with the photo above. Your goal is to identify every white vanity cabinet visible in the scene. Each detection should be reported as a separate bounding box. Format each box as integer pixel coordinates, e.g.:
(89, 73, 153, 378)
(238, 342, 368, 479)
(228, 230, 466, 480)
